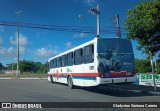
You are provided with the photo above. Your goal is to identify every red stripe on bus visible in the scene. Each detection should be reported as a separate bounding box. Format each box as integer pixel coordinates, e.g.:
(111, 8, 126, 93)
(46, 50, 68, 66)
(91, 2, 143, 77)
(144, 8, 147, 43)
(109, 72, 126, 76)
(48, 72, 128, 77)
(72, 73, 99, 77)
(48, 73, 99, 77)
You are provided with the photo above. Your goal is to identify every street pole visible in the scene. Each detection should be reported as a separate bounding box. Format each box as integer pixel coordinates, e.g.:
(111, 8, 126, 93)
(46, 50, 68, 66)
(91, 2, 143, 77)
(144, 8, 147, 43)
(15, 11, 22, 77)
(115, 14, 121, 38)
(89, 5, 100, 38)
(12, 62, 13, 74)
(149, 51, 156, 91)
(96, 5, 100, 38)
(154, 56, 157, 73)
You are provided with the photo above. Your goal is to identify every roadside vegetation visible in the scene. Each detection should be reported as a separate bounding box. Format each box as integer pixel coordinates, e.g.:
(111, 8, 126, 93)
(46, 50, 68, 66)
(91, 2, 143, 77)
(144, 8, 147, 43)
(0, 60, 47, 77)
(125, 0, 160, 74)
(5, 60, 47, 74)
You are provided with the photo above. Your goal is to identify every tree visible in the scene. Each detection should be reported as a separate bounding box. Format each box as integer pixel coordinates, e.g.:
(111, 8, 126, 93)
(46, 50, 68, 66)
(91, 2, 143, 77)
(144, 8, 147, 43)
(6, 60, 47, 73)
(20, 60, 47, 73)
(135, 58, 151, 73)
(125, 0, 160, 54)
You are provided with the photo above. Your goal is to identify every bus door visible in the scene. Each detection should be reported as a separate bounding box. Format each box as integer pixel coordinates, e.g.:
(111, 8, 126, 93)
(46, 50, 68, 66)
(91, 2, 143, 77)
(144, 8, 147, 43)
(83, 44, 96, 86)
(73, 49, 84, 86)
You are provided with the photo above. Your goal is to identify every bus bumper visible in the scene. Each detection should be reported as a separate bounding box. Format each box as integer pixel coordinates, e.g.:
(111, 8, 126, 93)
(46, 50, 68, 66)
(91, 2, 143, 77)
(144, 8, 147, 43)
(96, 76, 135, 85)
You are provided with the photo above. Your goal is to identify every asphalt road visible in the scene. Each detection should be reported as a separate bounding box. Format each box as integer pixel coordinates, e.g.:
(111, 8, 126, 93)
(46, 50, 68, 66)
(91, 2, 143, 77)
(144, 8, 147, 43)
(0, 79, 160, 111)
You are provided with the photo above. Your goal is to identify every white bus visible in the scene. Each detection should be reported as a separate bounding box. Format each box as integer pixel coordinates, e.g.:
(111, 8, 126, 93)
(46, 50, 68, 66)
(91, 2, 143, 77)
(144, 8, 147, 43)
(47, 37, 135, 88)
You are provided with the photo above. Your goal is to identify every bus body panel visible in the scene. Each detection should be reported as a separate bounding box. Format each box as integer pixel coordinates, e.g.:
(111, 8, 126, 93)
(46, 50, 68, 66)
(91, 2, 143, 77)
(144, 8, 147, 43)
(47, 37, 135, 87)
(72, 65, 84, 86)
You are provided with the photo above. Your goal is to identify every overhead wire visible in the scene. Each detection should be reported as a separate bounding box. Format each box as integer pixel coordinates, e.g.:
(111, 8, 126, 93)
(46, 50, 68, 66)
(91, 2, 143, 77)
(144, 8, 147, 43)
(0, 20, 122, 35)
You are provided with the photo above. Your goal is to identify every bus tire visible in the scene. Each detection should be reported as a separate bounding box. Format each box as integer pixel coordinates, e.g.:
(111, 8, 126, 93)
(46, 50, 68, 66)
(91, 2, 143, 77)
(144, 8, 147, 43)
(67, 76, 74, 89)
(50, 75, 54, 83)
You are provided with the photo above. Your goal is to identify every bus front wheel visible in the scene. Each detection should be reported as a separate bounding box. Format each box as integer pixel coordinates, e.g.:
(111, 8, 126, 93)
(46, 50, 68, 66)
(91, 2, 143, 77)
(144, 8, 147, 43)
(67, 76, 74, 89)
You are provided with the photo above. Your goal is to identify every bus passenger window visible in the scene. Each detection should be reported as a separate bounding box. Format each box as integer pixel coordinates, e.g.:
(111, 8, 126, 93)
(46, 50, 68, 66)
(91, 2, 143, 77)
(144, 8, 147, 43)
(61, 55, 66, 67)
(74, 48, 83, 65)
(50, 60, 52, 68)
(54, 58, 57, 68)
(84, 44, 94, 64)
(57, 57, 62, 68)
(47, 62, 50, 71)
(67, 52, 73, 66)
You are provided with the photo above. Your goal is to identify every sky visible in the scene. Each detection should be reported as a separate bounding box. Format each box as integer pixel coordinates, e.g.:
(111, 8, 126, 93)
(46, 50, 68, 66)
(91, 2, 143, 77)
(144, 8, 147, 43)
(0, 0, 146, 65)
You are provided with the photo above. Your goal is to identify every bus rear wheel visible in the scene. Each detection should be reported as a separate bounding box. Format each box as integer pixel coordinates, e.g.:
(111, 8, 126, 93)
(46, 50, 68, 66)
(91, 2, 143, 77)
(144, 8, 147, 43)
(67, 76, 74, 89)
(50, 75, 54, 83)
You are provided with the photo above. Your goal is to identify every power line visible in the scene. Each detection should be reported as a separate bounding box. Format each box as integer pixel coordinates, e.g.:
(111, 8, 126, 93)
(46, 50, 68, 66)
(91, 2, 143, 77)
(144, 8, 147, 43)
(0, 20, 121, 34)
(100, 0, 119, 10)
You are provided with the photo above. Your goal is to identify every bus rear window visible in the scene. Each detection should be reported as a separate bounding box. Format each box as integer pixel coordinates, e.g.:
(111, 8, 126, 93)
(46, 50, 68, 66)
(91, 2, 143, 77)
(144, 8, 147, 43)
(98, 38, 133, 54)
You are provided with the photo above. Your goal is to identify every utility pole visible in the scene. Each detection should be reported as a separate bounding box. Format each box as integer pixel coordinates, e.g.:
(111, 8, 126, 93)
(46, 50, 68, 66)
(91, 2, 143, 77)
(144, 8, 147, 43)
(12, 62, 13, 74)
(89, 5, 100, 38)
(154, 56, 157, 74)
(149, 51, 156, 91)
(15, 11, 22, 77)
(110, 14, 121, 38)
(115, 14, 121, 38)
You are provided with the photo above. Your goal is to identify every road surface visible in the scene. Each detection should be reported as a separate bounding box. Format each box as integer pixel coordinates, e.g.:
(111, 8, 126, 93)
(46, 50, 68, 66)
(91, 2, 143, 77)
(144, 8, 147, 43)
(0, 79, 159, 111)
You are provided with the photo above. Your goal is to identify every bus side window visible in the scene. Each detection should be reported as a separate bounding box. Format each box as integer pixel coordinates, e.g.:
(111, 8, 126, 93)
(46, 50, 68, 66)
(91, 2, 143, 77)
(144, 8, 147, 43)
(57, 57, 62, 68)
(47, 62, 50, 71)
(74, 48, 83, 65)
(50, 60, 52, 69)
(67, 52, 73, 66)
(54, 58, 57, 68)
(84, 44, 94, 64)
(52, 59, 55, 68)
(61, 55, 66, 67)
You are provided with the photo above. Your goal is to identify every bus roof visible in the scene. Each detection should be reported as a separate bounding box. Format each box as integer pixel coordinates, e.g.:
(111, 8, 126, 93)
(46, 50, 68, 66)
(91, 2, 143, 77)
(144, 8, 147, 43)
(48, 37, 98, 61)
(48, 37, 130, 62)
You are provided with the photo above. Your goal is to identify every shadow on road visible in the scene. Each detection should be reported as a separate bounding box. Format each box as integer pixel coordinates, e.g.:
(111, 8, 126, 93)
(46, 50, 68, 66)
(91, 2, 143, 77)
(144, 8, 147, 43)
(53, 81, 160, 97)
(79, 86, 159, 97)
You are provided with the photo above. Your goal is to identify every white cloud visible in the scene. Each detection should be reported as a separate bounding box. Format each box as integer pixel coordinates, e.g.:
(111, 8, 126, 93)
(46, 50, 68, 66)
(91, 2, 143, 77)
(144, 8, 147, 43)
(73, 32, 88, 38)
(66, 41, 73, 50)
(0, 47, 16, 58)
(73, 0, 98, 6)
(19, 46, 26, 54)
(0, 47, 14, 54)
(9, 32, 28, 55)
(0, 46, 25, 56)
(83, 0, 96, 4)
(0, 26, 4, 32)
(0, 37, 2, 45)
(10, 32, 28, 46)
(35, 48, 58, 57)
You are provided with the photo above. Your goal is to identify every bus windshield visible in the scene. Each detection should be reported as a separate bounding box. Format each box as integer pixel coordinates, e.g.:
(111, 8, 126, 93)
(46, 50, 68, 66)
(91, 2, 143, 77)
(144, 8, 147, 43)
(97, 38, 134, 73)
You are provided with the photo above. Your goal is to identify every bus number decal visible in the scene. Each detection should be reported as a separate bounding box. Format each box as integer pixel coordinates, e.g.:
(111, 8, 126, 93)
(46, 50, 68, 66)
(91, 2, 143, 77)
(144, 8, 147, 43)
(89, 66, 94, 70)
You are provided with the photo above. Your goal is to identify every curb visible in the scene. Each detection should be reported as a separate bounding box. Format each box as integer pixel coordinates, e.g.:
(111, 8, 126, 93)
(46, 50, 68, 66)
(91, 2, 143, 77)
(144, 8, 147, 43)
(0, 78, 47, 80)
(0, 78, 12, 79)
(20, 78, 48, 79)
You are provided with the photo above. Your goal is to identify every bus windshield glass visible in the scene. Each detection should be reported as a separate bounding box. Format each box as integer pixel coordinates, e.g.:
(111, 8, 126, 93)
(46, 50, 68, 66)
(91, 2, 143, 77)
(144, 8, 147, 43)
(97, 38, 134, 73)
